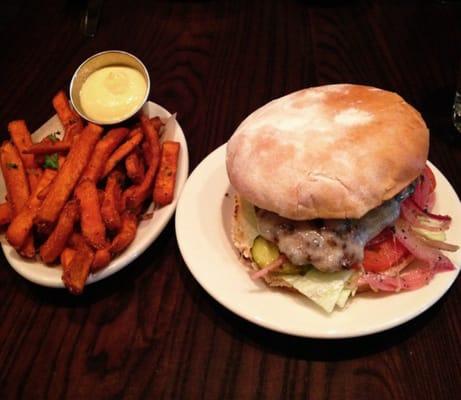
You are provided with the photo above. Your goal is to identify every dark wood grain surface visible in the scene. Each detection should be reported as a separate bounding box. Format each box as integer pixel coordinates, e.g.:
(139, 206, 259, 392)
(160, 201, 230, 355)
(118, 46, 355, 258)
(1, 1, 460, 399)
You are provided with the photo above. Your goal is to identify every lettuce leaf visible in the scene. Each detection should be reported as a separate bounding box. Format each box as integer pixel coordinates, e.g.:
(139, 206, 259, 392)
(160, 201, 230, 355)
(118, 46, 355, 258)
(282, 269, 355, 313)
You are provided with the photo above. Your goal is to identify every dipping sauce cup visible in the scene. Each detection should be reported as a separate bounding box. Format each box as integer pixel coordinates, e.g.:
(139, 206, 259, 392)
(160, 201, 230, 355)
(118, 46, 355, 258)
(70, 50, 150, 125)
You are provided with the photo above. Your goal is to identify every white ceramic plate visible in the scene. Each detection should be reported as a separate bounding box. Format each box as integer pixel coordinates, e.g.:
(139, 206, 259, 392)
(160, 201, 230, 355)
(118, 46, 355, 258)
(175, 144, 461, 338)
(0, 101, 189, 288)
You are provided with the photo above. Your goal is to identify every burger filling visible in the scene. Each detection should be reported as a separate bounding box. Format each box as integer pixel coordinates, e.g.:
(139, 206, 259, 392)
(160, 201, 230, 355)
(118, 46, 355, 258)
(255, 187, 413, 273)
(236, 166, 457, 312)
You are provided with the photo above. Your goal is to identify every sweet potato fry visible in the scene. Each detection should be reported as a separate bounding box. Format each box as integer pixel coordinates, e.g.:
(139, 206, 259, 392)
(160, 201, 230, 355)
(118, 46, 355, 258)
(62, 233, 94, 294)
(37, 182, 52, 200)
(150, 116, 164, 131)
(123, 116, 161, 210)
(7, 120, 40, 190)
(19, 236, 35, 258)
(132, 117, 163, 135)
(141, 140, 152, 166)
(27, 168, 43, 192)
(125, 150, 145, 184)
(39, 200, 79, 264)
(75, 179, 107, 249)
(8, 120, 37, 169)
(60, 247, 76, 271)
(58, 154, 67, 168)
(141, 115, 162, 167)
(91, 248, 111, 272)
(0, 141, 36, 256)
(80, 127, 129, 183)
(0, 141, 30, 215)
(33, 135, 62, 166)
(23, 141, 71, 155)
(110, 211, 138, 254)
(101, 171, 123, 231)
(36, 123, 103, 233)
(153, 141, 180, 206)
(0, 202, 12, 225)
(122, 165, 156, 212)
(143, 117, 163, 140)
(52, 90, 84, 143)
(102, 129, 143, 178)
(98, 189, 105, 206)
(6, 169, 57, 249)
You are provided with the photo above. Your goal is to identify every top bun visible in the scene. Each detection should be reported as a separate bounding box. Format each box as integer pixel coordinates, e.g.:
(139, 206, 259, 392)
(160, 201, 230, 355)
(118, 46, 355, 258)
(226, 84, 429, 220)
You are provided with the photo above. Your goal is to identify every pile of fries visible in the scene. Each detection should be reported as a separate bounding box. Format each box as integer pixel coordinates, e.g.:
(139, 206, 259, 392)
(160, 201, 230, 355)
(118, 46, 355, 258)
(0, 91, 180, 294)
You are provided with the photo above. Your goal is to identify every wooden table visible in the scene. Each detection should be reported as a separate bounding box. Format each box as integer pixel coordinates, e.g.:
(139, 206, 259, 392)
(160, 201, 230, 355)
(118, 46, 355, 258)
(1, 1, 460, 399)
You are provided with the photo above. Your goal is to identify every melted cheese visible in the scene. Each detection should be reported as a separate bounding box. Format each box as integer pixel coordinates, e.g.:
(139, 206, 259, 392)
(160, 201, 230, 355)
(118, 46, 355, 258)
(255, 199, 401, 273)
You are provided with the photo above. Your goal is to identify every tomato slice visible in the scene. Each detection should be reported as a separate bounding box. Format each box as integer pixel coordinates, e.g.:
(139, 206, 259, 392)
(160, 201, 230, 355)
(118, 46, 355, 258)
(362, 165, 434, 273)
(363, 235, 410, 273)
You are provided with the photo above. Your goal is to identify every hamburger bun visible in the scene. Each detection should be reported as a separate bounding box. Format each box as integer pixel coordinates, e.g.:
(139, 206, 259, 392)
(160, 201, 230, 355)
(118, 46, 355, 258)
(226, 84, 429, 220)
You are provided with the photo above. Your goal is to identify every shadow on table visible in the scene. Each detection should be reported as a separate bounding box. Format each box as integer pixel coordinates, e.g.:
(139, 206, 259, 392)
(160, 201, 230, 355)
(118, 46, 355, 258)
(236, 300, 445, 361)
(179, 259, 449, 362)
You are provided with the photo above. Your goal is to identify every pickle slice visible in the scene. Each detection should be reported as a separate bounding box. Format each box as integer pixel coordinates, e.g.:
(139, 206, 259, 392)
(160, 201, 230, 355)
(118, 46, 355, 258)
(251, 236, 280, 267)
(251, 236, 306, 274)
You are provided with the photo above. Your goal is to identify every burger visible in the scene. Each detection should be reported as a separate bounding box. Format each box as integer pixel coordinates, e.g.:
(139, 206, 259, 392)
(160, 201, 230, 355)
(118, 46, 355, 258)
(226, 84, 458, 312)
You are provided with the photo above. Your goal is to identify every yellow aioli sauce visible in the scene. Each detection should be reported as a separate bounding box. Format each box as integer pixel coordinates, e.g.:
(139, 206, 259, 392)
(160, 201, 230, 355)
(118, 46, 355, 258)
(80, 66, 147, 123)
